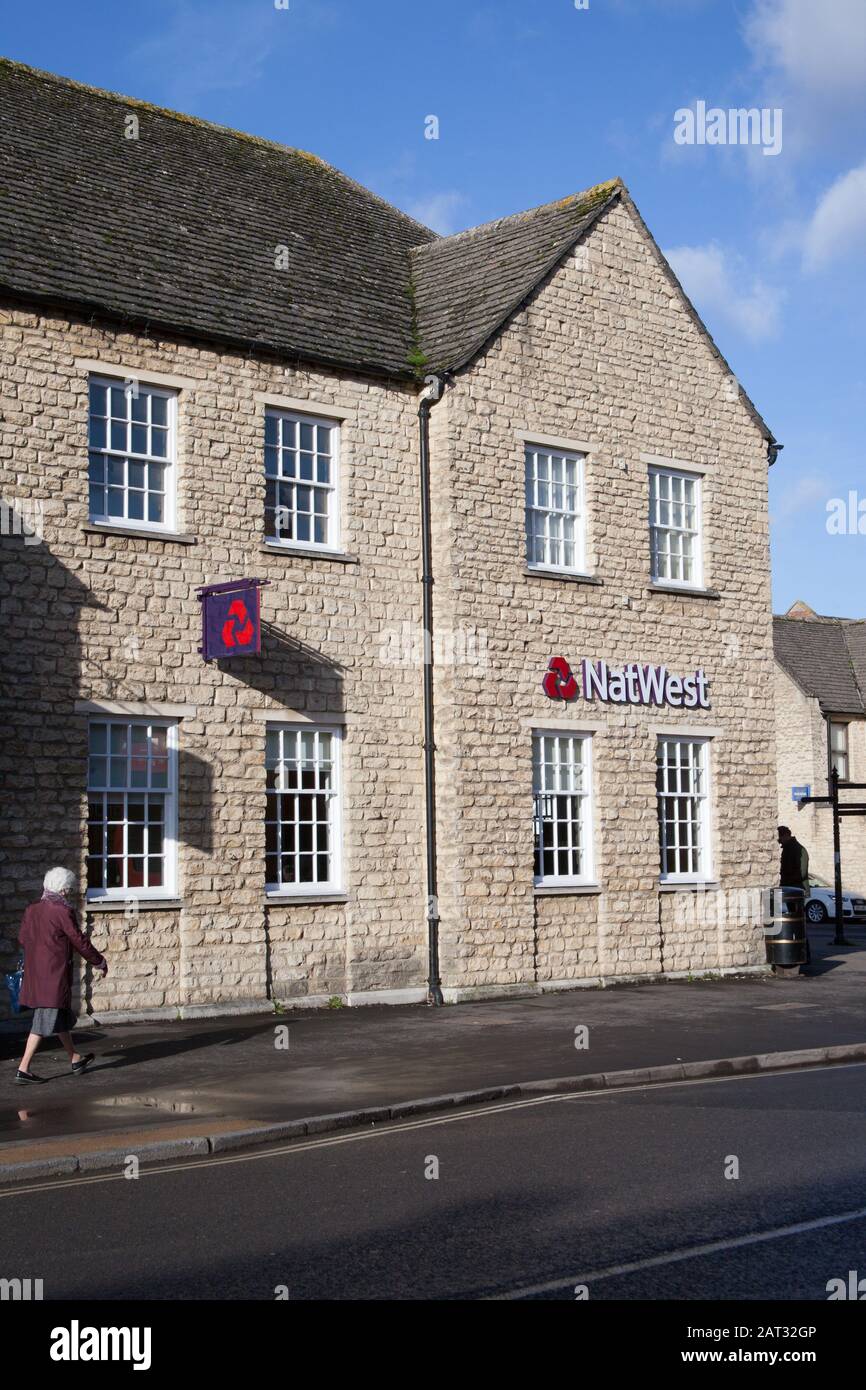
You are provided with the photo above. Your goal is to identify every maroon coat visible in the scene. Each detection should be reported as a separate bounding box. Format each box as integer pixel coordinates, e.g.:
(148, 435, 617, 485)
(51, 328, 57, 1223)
(19, 894, 106, 1009)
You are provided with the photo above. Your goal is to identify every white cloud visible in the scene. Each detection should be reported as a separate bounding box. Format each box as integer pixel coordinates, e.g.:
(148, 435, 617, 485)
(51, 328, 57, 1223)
(772, 473, 833, 520)
(745, 0, 866, 102)
(742, 0, 866, 161)
(407, 192, 468, 235)
(803, 162, 866, 271)
(665, 242, 784, 341)
(131, 2, 277, 105)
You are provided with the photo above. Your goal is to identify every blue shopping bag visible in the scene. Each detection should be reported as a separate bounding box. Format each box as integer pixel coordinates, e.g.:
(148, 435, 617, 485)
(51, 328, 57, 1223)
(4, 957, 24, 1014)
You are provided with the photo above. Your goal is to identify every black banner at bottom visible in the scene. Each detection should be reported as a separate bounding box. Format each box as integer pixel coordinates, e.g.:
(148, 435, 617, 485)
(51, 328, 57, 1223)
(5, 1298, 864, 1375)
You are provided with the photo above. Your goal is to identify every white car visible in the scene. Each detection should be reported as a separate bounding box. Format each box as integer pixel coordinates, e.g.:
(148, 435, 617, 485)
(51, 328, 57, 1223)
(805, 879, 866, 924)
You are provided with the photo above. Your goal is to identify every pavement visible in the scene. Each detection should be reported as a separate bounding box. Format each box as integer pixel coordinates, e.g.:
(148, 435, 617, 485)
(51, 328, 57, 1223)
(1, 926, 865, 1183)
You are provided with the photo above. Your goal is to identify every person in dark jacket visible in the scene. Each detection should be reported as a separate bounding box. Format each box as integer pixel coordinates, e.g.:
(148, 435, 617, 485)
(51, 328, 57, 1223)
(778, 825, 809, 892)
(778, 826, 811, 970)
(15, 867, 108, 1085)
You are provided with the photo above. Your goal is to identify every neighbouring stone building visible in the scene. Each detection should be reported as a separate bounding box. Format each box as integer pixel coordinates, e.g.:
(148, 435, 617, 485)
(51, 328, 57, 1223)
(0, 60, 780, 1023)
(774, 602, 866, 891)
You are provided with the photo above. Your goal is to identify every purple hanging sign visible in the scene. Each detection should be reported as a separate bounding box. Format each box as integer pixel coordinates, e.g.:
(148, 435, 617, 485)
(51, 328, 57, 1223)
(197, 579, 268, 661)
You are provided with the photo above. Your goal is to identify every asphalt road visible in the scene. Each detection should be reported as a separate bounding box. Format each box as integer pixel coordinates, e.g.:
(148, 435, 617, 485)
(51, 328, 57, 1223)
(4, 1063, 866, 1301)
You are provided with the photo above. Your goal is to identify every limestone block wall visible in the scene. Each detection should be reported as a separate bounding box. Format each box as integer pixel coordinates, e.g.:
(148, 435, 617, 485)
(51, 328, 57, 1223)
(841, 720, 866, 889)
(0, 302, 429, 1017)
(430, 196, 777, 990)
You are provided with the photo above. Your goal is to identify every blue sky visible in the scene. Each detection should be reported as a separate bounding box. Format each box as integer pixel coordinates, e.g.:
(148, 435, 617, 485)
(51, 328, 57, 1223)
(3, 0, 865, 615)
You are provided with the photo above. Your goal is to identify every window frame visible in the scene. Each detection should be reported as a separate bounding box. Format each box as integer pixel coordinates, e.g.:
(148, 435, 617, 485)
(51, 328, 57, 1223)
(524, 444, 588, 576)
(86, 717, 179, 902)
(648, 465, 704, 590)
(265, 723, 343, 897)
(264, 408, 341, 553)
(656, 735, 713, 884)
(829, 721, 850, 784)
(532, 729, 595, 888)
(87, 375, 178, 534)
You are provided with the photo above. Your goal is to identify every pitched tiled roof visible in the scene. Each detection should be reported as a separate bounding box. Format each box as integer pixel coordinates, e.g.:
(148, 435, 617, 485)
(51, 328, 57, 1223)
(0, 59, 436, 377)
(773, 614, 866, 714)
(410, 182, 621, 372)
(0, 55, 777, 448)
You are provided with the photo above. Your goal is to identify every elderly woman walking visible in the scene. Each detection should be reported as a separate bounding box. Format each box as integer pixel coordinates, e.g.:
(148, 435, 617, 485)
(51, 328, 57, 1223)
(15, 868, 108, 1085)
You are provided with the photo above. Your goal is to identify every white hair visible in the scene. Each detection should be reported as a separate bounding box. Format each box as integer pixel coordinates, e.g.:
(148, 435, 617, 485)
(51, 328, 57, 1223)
(43, 867, 77, 896)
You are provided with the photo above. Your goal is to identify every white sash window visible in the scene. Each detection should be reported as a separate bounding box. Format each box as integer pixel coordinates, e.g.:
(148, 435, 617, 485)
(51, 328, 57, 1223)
(533, 732, 594, 885)
(87, 719, 178, 898)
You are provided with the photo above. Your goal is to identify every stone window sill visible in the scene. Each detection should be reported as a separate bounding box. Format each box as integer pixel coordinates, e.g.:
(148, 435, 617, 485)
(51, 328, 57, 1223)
(84, 523, 196, 545)
(658, 881, 720, 893)
(648, 583, 720, 600)
(524, 568, 603, 587)
(86, 898, 184, 912)
(265, 893, 349, 905)
(534, 883, 602, 896)
(260, 542, 359, 564)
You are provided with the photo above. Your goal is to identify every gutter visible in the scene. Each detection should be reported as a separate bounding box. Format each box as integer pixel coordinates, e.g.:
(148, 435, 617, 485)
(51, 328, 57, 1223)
(418, 373, 445, 1006)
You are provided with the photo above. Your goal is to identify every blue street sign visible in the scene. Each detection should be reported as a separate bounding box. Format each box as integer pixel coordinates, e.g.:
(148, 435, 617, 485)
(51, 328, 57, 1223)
(792, 785, 811, 802)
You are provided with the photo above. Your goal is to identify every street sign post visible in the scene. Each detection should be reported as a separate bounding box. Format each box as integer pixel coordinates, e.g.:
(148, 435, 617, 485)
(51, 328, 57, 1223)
(796, 768, 866, 946)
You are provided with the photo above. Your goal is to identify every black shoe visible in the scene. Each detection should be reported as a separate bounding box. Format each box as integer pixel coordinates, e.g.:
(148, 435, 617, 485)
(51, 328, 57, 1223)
(15, 1069, 45, 1084)
(71, 1053, 95, 1075)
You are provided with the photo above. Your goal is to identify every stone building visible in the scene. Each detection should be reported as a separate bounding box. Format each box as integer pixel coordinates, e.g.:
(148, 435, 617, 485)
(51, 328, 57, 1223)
(0, 60, 780, 1022)
(774, 602, 866, 892)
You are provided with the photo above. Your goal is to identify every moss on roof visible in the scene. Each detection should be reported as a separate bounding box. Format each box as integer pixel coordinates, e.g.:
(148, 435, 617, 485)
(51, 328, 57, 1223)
(0, 53, 777, 449)
(0, 56, 435, 376)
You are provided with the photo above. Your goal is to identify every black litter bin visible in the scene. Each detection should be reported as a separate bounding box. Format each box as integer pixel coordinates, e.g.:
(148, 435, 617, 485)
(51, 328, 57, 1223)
(764, 887, 807, 969)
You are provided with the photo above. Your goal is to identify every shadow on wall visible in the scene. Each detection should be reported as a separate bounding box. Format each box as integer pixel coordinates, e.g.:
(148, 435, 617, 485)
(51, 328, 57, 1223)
(0, 511, 99, 1000)
(180, 621, 346, 864)
(1, 539, 350, 1016)
(208, 620, 347, 1005)
(0, 513, 221, 1019)
(227, 621, 347, 712)
(177, 746, 215, 858)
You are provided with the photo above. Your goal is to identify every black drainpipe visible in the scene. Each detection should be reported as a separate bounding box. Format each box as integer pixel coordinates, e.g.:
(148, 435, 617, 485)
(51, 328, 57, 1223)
(418, 373, 445, 1005)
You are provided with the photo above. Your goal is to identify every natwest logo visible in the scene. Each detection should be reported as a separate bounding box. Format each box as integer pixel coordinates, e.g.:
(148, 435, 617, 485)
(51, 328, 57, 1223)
(542, 655, 579, 701)
(221, 597, 255, 649)
(542, 656, 710, 710)
(197, 578, 268, 662)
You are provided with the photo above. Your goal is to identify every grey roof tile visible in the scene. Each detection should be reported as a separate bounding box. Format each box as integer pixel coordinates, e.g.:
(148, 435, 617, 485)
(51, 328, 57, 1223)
(411, 182, 621, 372)
(0, 59, 435, 377)
(0, 54, 776, 450)
(773, 615, 866, 714)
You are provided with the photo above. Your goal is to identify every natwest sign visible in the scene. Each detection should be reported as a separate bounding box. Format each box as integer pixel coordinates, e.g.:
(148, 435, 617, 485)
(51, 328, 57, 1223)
(197, 578, 269, 661)
(542, 656, 711, 710)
